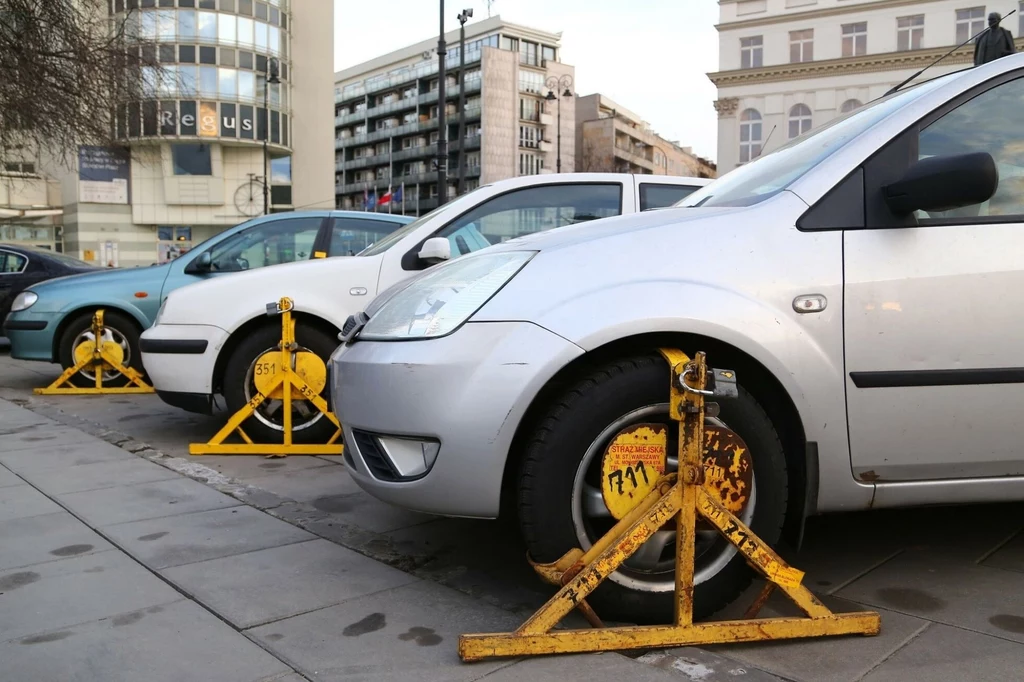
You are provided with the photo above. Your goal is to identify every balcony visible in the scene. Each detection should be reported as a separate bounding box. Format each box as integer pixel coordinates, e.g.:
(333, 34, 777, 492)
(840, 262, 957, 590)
(336, 80, 483, 129)
(539, 112, 554, 126)
(336, 49, 483, 103)
(538, 140, 553, 153)
(336, 106, 481, 149)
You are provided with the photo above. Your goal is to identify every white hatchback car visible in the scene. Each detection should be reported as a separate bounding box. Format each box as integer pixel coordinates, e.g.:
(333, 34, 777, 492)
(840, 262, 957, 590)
(141, 173, 709, 443)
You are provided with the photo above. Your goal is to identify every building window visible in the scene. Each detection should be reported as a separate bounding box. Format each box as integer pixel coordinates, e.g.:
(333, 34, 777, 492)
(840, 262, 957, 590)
(739, 109, 762, 164)
(789, 29, 813, 63)
(740, 36, 763, 68)
(519, 125, 540, 148)
(520, 98, 539, 121)
(501, 36, 519, 52)
(519, 70, 544, 94)
(842, 22, 867, 56)
(897, 15, 925, 51)
(542, 45, 556, 64)
(172, 143, 212, 175)
(840, 99, 863, 113)
(3, 161, 35, 174)
(788, 103, 812, 139)
(518, 152, 542, 175)
(519, 40, 538, 65)
(956, 7, 986, 44)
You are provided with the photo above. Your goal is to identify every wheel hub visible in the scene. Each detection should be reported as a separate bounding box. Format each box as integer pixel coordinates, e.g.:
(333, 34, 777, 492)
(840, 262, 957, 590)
(252, 349, 327, 399)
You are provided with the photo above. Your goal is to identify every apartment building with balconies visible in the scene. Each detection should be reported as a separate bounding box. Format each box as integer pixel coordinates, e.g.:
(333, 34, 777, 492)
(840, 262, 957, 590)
(711, 0, 1024, 173)
(334, 15, 575, 215)
(575, 93, 716, 178)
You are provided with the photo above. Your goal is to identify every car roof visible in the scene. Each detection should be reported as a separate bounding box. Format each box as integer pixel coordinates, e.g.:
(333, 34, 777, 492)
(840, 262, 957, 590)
(0, 243, 60, 256)
(326, 210, 414, 223)
(476, 172, 713, 192)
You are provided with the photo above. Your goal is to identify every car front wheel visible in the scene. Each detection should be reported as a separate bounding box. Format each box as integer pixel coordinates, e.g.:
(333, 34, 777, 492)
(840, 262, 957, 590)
(517, 353, 788, 624)
(57, 311, 146, 388)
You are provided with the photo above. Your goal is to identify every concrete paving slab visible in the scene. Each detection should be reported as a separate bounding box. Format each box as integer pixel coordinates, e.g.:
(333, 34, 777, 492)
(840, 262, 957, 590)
(838, 550, 1024, 643)
(0, 484, 64, 522)
(103, 505, 316, 570)
(980, 530, 1024, 574)
(701, 593, 929, 682)
(861, 623, 1024, 681)
(242, 464, 364, 505)
(309, 491, 436, 534)
(636, 649, 785, 681)
(57, 477, 241, 527)
(0, 438, 135, 474)
(248, 580, 523, 682)
(0, 464, 21, 488)
(0, 550, 182, 642)
(0, 599, 293, 682)
(21, 457, 180, 495)
(200, 454, 340, 480)
(0, 427, 104, 454)
(0, 511, 114, 571)
(162, 538, 420, 629)
(0, 413, 58, 433)
(492, 651, 777, 682)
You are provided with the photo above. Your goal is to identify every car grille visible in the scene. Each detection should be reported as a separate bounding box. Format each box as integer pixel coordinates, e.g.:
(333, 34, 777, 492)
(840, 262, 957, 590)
(351, 429, 399, 482)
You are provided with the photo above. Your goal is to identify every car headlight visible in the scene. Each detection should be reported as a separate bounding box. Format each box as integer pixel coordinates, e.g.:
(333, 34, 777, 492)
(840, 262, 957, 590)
(359, 251, 535, 340)
(10, 291, 38, 312)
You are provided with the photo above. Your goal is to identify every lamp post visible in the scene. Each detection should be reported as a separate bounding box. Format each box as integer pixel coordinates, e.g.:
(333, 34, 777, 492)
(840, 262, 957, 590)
(456, 8, 473, 196)
(263, 57, 280, 216)
(436, 1, 448, 206)
(544, 74, 573, 173)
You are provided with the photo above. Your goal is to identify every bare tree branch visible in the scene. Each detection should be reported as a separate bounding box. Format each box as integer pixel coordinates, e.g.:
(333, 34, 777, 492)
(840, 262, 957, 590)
(0, 0, 161, 168)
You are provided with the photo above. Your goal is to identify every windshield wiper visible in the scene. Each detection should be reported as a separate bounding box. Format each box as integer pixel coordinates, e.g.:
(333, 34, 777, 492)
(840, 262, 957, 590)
(885, 9, 1016, 96)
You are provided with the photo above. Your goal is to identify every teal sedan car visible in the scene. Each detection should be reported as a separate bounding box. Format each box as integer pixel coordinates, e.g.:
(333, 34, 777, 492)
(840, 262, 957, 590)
(3, 210, 413, 386)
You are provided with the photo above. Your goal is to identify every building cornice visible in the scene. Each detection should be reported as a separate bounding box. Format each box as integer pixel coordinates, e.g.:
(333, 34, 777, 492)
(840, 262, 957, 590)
(708, 38, 1024, 87)
(717, 0, 930, 32)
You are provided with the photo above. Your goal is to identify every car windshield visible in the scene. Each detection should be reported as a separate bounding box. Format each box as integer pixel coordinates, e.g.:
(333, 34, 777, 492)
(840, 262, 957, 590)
(680, 73, 960, 208)
(356, 185, 490, 257)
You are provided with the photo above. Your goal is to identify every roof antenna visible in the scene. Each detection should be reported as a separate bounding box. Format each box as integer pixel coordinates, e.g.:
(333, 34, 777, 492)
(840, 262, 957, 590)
(884, 9, 1016, 97)
(754, 124, 776, 159)
(486, 0, 495, 17)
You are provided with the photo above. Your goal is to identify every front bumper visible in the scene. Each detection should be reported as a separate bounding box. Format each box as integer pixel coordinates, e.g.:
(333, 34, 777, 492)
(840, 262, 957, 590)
(4, 311, 58, 361)
(332, 321, 584, 518)
(140, 323, 229, 398)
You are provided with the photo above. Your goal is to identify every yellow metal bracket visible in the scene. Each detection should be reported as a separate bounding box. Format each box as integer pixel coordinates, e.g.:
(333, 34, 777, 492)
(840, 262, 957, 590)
(189, 297, 344, 457)
(34, 309, 155, 395)
(459, 349, 880, 661)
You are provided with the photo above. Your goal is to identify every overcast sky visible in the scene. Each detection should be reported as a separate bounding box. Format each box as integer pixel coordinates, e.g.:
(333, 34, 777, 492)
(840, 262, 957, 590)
(333, 0, 720, 162)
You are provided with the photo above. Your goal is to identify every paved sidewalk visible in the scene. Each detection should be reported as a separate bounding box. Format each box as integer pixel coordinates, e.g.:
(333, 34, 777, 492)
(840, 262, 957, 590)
(1, 396, 767, 682)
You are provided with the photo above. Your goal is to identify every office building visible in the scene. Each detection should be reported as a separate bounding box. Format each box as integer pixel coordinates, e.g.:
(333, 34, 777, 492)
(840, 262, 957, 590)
(711, 0, 1023, 172)
(575, 93, 716, 178)
(1, 0, 333, 267)
(334, 15, 575, 215)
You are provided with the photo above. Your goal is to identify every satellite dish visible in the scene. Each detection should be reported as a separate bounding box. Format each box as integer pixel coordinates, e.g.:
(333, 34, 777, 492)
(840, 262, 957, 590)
(422, 50, 433, 60)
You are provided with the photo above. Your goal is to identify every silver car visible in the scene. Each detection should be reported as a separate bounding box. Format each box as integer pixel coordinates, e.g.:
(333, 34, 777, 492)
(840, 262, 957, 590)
(332, 54, 1024, 624)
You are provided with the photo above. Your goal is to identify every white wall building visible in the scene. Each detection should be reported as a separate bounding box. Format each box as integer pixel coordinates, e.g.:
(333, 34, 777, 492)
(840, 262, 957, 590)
(711, 0, 1024, 172)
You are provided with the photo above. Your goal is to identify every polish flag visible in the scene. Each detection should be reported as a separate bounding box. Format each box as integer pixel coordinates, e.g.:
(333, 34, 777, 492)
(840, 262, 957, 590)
(378, 186, 393, 205)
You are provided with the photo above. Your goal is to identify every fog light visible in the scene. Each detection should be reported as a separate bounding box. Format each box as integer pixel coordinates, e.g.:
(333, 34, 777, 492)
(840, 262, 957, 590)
(376, 436, 440, 479)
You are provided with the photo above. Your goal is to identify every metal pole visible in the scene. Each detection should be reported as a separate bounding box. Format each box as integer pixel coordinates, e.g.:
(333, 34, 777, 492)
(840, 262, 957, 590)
(556, 97, 562, 174)
(263, 76, 269, 215)
(437, 0, 448, 206)
(457, 19, 466, 195)
(389, 134, 393, 214)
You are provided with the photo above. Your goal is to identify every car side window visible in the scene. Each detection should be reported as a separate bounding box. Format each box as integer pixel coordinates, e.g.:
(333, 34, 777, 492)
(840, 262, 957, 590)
(328, 217, 404, 257)
(639, 184, 700, 211)
(916, 76, 1024, 222)
(206, 217, 322, 271)
(0, 250, 27, 274)
(435, 183, 622, 257)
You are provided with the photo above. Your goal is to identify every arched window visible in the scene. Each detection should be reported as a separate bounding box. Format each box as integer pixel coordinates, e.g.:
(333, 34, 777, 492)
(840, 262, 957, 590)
(840, 99, 863, 113)
(739, 109, 762, 164)
(788, 103, 812, 139)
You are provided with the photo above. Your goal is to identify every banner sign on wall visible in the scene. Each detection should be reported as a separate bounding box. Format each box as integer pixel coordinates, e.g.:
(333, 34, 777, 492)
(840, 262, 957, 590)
(78, 146, 130, 204)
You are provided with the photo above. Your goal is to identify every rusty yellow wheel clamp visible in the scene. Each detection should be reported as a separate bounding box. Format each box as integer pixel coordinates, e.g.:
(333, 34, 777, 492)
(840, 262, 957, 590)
(35, 309, 154, 395)
(189, 297, 344, 457)
(459, 349, 880, 661)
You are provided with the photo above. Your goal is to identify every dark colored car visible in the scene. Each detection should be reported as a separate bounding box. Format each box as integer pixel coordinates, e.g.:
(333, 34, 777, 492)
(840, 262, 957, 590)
(0, 244, 97, 322)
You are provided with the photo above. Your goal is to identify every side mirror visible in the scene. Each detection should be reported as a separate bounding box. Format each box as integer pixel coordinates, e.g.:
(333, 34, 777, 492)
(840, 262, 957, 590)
(185, 251, 212, 274)
(417, 237, 451, 265)
(883, 151, 998, 216)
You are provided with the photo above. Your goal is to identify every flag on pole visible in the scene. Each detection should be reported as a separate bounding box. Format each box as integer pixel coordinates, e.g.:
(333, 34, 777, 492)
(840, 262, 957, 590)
(365, 191, 377, 210)
(378, 185, 393, 206)
(393, 184, 403, 205)
(363, 188, 369, 210)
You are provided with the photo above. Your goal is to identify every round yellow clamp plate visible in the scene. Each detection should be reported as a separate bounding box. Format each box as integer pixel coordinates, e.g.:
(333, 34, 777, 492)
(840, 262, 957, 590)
(74, 338, 124, 370)
(252, 349, 327, 400)
(600, 423, 754, 520)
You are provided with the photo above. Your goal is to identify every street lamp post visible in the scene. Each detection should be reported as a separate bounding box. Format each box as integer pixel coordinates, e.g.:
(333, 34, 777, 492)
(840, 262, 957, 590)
(544, 74, 573, 174)
(456, 8, 473, 196)
(263, 57, 280, 216)
(436, 0, 448, 206)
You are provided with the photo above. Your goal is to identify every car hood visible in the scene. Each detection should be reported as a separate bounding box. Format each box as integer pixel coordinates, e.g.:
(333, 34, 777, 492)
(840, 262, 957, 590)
(156, 255, 385, 328)
(31, 263, 168, 293)
(483, 205, 750, 255)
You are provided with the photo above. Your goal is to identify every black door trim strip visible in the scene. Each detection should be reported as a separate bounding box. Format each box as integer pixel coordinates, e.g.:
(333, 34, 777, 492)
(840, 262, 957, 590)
(850, 368, 1024, 388)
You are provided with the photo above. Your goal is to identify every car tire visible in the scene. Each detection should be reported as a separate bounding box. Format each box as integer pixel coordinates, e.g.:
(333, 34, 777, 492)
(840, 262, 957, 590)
(222, 323, 339, 445)
(517, 353, 788, 624)
(57, 310, 146, 388)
